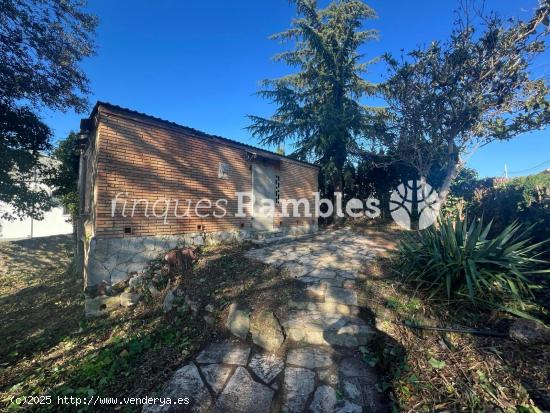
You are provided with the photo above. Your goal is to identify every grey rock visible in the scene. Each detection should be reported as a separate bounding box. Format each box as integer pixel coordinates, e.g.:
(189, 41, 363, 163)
(338, 357, 368, 378)
(225, 303, 250, 339)
(196, 341, 250, 366)
(337, 270, 357, 279)
(286, 347, 333, 369)
(148, 284, 162, 299)
(341, 376, 386, 412)
(282, 367, 315, 413)
(283, 311, 371, 347)
(85, 296, 120, 318)
(509, 319, 550, 345)
(84, 296, 105, 318)
(200, 364, 233, 394)
(325, 286, 358, 306)
(326, 323, 375, 347)
(338, 358, 387, 412)
(128, 273, 144, 289)
(213, 367, 274, 413)
(120, 292, 141, 307)
(162, 291, 175, 313)
(309, 385, 337, 413)
(318, 367, 339, 386)
(282, 262, 311, 278)
(205, 304, 215, 313)
(342, 280, 356, 289)
(341, 379, 362, 404)
(305, 283, 327, 299)
(333, 400, 362, 413)
(250, 310, 285, 352)
(248, 353, 285, 384)
(309, 268, 337, 279)
(282, 310, 342, 346)
(141, 362, 211, 413)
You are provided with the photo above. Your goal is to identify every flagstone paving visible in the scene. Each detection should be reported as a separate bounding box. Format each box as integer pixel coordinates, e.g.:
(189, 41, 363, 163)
(143, 229, 389, 413)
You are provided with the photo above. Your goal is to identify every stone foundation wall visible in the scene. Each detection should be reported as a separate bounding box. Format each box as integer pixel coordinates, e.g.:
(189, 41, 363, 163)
(84, 224, 317, 317)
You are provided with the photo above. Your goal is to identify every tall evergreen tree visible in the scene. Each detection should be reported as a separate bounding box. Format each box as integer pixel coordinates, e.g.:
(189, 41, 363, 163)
(248, 0, 378, 208)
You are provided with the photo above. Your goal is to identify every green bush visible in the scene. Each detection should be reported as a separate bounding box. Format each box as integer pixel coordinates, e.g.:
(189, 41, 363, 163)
(395, 217, 549, 312)
(468, 173, 550, 249)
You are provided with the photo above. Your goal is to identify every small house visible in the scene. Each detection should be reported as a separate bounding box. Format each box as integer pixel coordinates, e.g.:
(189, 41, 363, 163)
(77, 102, 318, 312)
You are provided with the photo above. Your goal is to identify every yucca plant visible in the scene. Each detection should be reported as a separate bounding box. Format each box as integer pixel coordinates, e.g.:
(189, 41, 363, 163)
(395, 217, 549, 312)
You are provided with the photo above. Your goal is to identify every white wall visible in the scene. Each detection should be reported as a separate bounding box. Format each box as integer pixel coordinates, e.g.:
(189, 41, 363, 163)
(0, 204, 73, 240)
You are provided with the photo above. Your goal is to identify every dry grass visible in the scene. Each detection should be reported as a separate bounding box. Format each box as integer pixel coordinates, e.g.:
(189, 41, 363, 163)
(2, 228, 548, 412)
(362, 248, 550, 413)
(0, 236, 298, 412)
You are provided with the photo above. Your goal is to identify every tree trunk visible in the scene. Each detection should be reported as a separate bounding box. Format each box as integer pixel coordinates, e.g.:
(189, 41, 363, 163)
(410, 178, 421, 230)
(333, 173, 344, 225)
(438, 160, 461, 207)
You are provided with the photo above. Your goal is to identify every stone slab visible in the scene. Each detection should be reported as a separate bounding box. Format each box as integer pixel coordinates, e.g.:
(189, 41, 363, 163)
(286, 347, 333, 369)
(142, 362, 211, 413)
(225, 303, 250, 339)
(282, 367, 315, 413)
(213, 367, 274, 413)
(248, 353, 285, 384)
(250, 310, 285, 352)
(333, 400, 362, 413)
(200, 364, 233, 394)
(309, 385, 337, 413)
(325, 286, 358, 306)
(195, 341, 250, 366)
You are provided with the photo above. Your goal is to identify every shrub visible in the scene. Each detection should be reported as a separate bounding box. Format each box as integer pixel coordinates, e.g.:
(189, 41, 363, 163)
(395, 217, 549, 313)
(468, 173, 550, 249)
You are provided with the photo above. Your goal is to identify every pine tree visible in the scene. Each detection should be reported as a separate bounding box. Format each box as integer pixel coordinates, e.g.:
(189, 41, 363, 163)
(248, 0, 379, 210)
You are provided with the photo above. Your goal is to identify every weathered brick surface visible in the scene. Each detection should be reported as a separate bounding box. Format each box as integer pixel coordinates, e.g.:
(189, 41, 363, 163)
(90, 105, 319, 238)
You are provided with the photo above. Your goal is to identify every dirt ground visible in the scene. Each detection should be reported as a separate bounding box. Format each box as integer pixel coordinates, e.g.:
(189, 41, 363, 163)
(0, 235, 80, 362)
(362, 254, 550, 413)
(1, 228, 548, 412)
(0, 235, 302, 412)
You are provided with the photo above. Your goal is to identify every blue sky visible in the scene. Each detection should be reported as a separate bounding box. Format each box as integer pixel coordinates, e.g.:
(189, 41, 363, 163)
(43, 0, 550, 178)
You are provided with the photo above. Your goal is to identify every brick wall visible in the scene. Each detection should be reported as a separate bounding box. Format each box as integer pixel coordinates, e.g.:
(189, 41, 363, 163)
(91, 106, 318, 238)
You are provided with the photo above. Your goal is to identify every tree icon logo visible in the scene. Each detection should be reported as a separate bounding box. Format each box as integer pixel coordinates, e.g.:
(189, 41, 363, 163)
(389, 180, 440, 230)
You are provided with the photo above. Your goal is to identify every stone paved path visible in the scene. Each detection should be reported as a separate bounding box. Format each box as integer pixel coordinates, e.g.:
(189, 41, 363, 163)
(143, 229, 388, 413)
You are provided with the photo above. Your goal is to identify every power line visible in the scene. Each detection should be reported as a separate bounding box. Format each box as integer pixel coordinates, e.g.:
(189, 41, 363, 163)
(508, 159, 550, 175)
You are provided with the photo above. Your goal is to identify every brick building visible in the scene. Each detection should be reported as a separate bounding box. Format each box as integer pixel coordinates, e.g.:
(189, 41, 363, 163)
(78, 102, 318, 311)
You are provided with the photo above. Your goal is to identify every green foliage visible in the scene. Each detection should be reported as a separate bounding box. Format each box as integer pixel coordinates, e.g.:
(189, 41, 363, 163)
(438, 167, 480, 220)
(449, 167, 479, 201)
(469, 173, 550, 247)
(1, 0, 97, 112)
(428, 357, 445, 370)
(248, 0, 379, 192)
(378, 4, 550, 201)
(0, 102, 53, 220)
(46, 132, 81, 220)
(358, 345, 379, 367)
(0, 0, 96, 218)
(395, 217, 549, 312)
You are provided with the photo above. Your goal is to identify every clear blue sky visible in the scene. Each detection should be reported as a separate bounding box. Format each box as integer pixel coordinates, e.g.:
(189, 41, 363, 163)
(43, 0, 550, 178)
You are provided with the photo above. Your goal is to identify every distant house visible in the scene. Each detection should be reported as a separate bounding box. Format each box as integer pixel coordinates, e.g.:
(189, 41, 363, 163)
(77, 102, 318, 312)
(492, 177, 511, 186)
(0, 158, 72, 240)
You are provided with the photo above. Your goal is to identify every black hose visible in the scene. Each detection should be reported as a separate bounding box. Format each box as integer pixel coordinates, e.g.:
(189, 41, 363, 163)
(399, 320, 508, 338)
